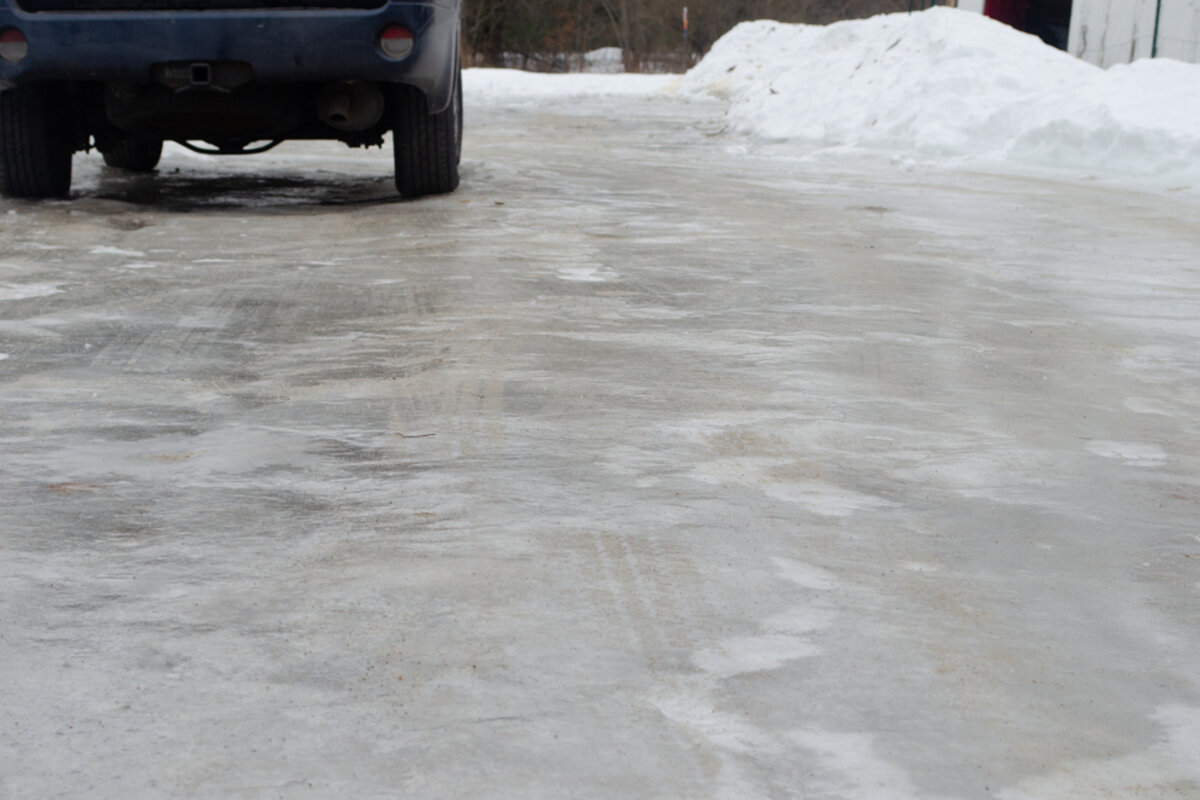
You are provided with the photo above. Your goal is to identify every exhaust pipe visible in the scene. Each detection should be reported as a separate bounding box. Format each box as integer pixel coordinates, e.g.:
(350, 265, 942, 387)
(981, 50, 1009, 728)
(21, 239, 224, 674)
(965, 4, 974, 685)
(317, 82, 384, 132)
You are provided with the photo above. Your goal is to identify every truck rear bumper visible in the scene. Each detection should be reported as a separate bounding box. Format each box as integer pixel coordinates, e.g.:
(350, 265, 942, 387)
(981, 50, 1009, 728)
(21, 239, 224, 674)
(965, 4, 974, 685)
(0, 0, 459, 111)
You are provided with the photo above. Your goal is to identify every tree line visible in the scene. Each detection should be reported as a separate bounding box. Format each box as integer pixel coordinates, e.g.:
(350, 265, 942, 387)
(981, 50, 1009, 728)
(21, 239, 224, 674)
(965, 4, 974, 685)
(462, 0, 912, 71)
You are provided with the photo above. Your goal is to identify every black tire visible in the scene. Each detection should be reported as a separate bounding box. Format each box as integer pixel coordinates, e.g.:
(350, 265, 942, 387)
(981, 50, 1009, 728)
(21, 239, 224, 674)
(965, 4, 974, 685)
(0, 85, 73, 199)
(102, 140, 163, 172)
(393, 64, 462, 198)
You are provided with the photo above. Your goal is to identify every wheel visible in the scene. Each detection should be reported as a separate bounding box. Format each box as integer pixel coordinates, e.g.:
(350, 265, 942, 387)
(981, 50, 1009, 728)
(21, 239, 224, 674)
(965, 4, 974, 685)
(392, 64, 461, 198)
(102, 140, 163, 172)
(0, 85, 73, 199)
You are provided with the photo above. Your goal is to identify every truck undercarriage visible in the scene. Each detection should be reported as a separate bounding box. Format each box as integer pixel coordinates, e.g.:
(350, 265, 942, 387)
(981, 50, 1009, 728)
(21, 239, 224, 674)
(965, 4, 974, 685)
(0, 0, 461, 198)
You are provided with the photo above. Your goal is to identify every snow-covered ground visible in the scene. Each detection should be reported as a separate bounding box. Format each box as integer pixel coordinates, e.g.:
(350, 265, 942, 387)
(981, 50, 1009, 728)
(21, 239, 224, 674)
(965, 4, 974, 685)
(468, 7, 1200, 191)
(465, 67, 676, 105)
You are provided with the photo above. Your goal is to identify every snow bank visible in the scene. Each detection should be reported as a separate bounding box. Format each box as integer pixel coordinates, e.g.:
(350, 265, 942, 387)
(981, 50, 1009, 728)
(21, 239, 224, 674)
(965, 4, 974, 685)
(680, 8, 1200, 185)
(465, 69, 675, 106)
(583, 47, 625, 74)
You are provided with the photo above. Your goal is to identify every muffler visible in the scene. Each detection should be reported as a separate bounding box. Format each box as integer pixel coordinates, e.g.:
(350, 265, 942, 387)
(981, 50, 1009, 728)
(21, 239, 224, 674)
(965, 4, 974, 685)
(317, 82, 385, 132)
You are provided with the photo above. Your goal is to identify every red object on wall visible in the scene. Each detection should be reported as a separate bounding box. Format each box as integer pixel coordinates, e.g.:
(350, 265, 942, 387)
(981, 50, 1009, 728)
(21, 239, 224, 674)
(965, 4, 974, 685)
(984, 0, 1028, 28)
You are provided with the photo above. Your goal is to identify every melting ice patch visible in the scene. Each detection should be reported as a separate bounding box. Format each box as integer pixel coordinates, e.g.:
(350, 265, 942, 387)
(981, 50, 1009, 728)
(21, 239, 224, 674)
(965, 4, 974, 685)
(762, 480, 894, 517)
(999, 706, 1200, 798)
(0, 283, 62, 301)
(1156, 705, 1200, 784)
(20, 425, 323, 486)
(90, 246, 146, 257)
(1086, 440, 1168, 467)
(1123, 396, 1174, 416)
(650, 686, 781, 757)
(652, 557, 849, 795)
(772, 557, 839, 591)
(693, 559, 837, 678)
(789, 729, 923, 800)
(648, 682, 784, 799)
(557, 265, 619, 282)
(693, 457, 893, 517)
(694, 631, 822, 678)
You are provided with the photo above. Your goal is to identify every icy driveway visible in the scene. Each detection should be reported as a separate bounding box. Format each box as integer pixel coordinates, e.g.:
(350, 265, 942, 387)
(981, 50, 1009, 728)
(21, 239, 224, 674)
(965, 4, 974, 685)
(2, 93, 1199, 799)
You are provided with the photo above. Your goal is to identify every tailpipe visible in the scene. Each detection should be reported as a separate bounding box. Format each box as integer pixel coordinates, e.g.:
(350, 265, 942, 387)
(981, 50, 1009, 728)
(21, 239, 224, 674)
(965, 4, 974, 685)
(317, 82, 385, 132)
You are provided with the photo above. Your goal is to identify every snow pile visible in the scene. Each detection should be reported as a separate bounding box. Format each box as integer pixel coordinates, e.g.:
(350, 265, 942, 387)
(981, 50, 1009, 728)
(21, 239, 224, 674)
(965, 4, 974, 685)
(681, 8, 1200, 184)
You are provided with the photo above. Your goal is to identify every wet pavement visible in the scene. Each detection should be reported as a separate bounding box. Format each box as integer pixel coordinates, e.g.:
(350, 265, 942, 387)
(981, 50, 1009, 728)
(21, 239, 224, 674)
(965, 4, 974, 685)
(2, 88, 1200, 798)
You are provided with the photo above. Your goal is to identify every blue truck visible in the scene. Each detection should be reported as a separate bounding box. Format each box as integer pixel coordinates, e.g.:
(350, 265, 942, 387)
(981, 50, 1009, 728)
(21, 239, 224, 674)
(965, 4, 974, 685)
(0, 0, 461, 198)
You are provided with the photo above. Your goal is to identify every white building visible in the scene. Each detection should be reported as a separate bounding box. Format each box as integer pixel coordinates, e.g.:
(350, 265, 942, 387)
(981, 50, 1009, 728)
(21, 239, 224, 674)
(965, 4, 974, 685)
(1068, 0, 1200, 66)
(963, 0, 1200, 66)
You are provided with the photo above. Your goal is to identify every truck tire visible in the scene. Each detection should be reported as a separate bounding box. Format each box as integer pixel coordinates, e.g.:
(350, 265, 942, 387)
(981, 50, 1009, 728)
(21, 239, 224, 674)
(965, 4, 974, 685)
(0, 85, 73, 199)
(102, 140, 163, 172)
(392, 66, 461, 198)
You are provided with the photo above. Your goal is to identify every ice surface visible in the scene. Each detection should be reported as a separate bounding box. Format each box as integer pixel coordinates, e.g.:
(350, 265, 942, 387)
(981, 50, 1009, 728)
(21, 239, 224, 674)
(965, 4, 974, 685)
(2, 48, 1198, 800)
(0, 282, 62, 301)
(788, 729, 922, 800)
(998, 706, 1200, 798)
(89, 246, 146, 257)
(1085, 440, 1169, 466)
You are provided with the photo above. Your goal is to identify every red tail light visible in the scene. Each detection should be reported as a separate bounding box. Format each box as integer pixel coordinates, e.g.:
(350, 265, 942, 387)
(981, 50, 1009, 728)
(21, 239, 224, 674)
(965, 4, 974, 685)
(0, 28, 28, 64)
(379, 25, 413, 60)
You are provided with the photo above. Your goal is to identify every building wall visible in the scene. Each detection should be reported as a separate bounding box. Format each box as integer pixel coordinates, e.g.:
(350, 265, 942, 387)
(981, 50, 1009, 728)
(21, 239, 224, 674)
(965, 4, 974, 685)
(1069, 0, 1200, 65)
(1156, 0, 1200, 61)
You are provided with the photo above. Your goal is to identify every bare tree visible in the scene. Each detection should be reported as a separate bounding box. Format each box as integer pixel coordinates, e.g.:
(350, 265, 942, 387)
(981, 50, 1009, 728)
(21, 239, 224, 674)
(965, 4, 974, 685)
(463, 0, 911, 70)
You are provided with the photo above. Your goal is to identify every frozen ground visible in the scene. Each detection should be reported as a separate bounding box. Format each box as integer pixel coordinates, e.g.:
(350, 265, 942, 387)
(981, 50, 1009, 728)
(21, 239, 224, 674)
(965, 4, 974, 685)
(3, 16, 1200, 799)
